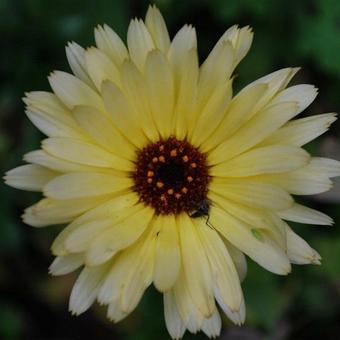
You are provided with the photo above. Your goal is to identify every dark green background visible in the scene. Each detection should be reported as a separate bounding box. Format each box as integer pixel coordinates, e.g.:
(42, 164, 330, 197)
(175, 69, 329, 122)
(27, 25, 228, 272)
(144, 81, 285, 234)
(1, 0, 340, 339)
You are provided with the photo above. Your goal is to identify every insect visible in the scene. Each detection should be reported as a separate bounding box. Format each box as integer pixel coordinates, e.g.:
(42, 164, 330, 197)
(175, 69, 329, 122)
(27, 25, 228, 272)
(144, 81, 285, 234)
(188, 199, 213, 228)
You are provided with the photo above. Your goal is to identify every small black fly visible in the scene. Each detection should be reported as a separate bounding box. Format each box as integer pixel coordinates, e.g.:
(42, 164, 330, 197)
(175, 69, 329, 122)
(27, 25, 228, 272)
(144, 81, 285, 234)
(188, 199, 213, 228)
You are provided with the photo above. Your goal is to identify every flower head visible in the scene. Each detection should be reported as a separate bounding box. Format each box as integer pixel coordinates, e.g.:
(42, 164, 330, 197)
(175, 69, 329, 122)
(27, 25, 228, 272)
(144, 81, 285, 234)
(4, 5, 340, 339)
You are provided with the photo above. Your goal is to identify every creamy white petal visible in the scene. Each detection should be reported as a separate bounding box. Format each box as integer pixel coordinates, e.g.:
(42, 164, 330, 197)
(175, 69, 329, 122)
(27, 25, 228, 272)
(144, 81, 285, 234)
(44, 172, 132, 199)
(101, 80, 148, 147)
(4, 164, 58, 191)
(145, 50, 175, 138)
(210, 145, 310, 176)
(260, 113, 337, 147)
(49, 254, 84, 276)
(278, 203, 333, 225)
(210, 206, 291, 275)
(94, 24, 128, 65)
(178, 214, 215, 317)
(153, 215, 181, 292)
(65, 42, 94, 87)
(42, 137, 133, 171)
(73, 105, 135, 159)
(85, 47, 120, 90)
(69, 263, 110, 315)
(127, 19, 154, 70)
(145, 5, 170, 52)
(48, 71, 104, 110)
(164, 291, 186, 340)
(286, 227, 321, 265)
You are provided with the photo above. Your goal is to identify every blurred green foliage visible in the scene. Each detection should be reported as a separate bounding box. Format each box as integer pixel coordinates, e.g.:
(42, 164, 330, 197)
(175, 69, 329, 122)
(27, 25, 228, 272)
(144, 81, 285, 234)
(1, 0, 340, 339)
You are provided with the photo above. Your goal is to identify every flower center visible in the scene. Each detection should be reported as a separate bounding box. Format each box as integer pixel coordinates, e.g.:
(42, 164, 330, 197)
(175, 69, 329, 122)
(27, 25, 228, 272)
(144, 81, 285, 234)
(132, 137, 210, 215)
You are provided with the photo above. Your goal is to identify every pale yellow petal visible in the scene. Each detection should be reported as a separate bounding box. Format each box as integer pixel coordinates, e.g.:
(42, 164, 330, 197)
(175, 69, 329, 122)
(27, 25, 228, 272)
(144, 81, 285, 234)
(24, 91, 85, 139)
(63, 205, 142, 254)
(84, 47, 121, 90)
(190, 79, 232, 145)
(171, 48, 199, 140)
(69, 263, 110, 315)
(270, 84, 318, 114)
(42, 137, 133, 171)
(153, 215, 181, 292)
(210, 145, 309, 176)
(210, 192, 287, 250)
(217, 25, 253, 66)
(22, 195, 110, 227)
(210, 206, 291, 275)
(94, 24, 128, 65)
(119, 226, 157, 314)
(248, 67, 300, 109)
(85, 206, 154, 266)
(24, 149, 116, 174)
(49, 254, 84, 276)
(260, 113, 337, 147)
(25, 109, 85, 139)
(44, 172, 132, 199)
(286, 227, 321, 265)
(65, 42, 94, 87)
(201, 83, 268, 152)
(51, 192, 139, 255)
(107, 300, 129, 323)
(208, 101, 299, 163)
(127, 19, 154, 70)
(145, 50, 175, 138)
(256, 157, 336, 195)
(196, 220, 243, 312)
(197, 41, 234, 109)
(177, 213, 215, 317)
(48, 71, 104, 110)
(101, 80, 148, 148)
(209, 178, 293, 210)
(172, 269, 205, 330)
(164, 291, 186, 339)
(223, 240, 247, 282)
(201, 310, 222, 338)
(4, 164, 58, 191)
(145, 5, 170, 52)
(120, 61, 159, 141)
(278, 203, 333, 225)
(73, 105, 135, 159)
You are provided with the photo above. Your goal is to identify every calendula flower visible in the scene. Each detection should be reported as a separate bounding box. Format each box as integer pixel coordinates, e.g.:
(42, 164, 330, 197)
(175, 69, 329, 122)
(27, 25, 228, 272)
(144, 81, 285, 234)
(4, 5, 340, 338)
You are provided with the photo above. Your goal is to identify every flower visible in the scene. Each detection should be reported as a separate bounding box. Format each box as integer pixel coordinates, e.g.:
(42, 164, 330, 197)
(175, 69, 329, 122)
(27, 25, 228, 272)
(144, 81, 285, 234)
(4, 4, 340, 339)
